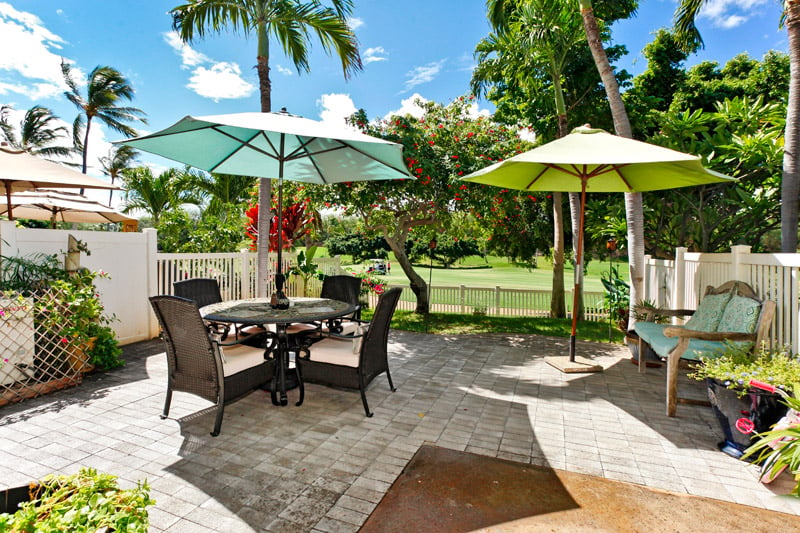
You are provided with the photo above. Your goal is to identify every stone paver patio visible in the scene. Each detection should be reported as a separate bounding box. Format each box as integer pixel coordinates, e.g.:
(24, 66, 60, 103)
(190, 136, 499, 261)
(1, 331, 799, 531)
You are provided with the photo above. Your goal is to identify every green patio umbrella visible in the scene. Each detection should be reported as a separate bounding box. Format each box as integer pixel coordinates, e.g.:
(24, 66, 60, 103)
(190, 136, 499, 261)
(118, 109, 411, 304)
(462, 126, 737, 372)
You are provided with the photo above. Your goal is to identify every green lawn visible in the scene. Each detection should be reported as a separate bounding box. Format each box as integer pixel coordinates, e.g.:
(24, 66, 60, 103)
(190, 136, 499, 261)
(315, 247, 626, 292)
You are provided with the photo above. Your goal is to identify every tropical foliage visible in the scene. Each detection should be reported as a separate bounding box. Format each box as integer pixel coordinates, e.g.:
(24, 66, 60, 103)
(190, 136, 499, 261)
(0, 105, 72, 160)
(61, 61, 147, 174)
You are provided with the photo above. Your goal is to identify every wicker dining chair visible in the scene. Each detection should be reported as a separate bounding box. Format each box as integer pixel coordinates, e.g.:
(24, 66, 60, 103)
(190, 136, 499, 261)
(173, 278, 233, 339)
(319, 274, 364, 332)
(296, 287, 402, 417)
(149, 295, 275, 436)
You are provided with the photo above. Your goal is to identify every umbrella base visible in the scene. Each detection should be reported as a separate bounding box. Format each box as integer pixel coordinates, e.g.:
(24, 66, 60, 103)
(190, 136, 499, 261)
(545, 356, 603, 374)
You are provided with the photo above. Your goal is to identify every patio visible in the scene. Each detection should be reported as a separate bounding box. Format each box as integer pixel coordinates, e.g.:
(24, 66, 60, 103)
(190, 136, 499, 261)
(1, 331, 799, 531)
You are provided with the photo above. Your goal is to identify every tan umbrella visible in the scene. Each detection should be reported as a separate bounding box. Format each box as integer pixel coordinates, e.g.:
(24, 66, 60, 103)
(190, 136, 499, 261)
(0, 146, 119, 219)
(0, 189, 137, 230)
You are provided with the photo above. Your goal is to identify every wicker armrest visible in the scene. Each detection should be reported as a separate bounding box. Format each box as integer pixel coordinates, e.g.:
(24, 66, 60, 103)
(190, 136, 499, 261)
(662, 327, 755, 342)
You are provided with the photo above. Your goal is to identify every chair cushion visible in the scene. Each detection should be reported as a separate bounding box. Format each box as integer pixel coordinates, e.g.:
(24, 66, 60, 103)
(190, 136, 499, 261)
(308, 337, 359, 367)
(718, 295, 761, 333)
(634, 321, 734, 360)
(353, 324, 370, 354)
(220, 343, 267, 376)
(684, 292, 732, 332)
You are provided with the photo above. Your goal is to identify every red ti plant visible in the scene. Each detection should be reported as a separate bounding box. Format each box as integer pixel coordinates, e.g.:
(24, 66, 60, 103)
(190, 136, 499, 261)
(245, 200, 319, 251)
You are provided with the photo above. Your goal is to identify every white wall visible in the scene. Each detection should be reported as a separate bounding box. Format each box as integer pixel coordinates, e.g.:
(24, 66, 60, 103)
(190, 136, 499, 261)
(0, 221, 157, 345)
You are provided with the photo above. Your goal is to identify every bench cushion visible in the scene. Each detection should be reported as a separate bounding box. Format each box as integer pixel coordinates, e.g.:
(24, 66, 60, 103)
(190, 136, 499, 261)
(633, 321, 730, 361)
(220, 342, 268, 376)
(684, 292, 732, 332)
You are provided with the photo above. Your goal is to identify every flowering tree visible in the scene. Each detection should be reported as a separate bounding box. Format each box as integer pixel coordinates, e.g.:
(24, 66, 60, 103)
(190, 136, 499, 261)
(308, 96, 536, 313)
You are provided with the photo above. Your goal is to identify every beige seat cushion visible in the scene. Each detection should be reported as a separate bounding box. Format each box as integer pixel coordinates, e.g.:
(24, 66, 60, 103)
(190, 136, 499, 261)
(220, 343, 267, 376)
(308, 337, 359, 367)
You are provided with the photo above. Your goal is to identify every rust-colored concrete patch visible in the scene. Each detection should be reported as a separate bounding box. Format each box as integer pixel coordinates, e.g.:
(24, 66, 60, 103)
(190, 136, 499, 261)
(361, 445, 800, 533)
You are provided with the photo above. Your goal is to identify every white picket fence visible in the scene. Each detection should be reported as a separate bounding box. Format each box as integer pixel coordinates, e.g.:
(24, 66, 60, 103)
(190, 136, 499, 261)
(364, 284, 606, 320)
(156, 251, 344, 300)
(643, 245, 800, 353)
(154, 251, 607, 321)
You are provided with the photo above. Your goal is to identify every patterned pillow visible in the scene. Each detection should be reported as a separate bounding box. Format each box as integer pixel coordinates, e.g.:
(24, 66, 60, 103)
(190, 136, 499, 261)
(685, 292, 732, 332)
(718, 295, 761, 333)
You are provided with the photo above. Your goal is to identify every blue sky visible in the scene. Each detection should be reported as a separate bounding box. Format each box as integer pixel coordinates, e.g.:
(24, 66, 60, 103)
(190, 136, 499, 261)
(0, 0, 788, 185)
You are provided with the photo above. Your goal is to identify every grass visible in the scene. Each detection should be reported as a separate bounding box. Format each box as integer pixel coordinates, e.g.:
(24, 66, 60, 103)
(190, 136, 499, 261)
(315, 247, 625, 292)
(363, 309, 626, 344)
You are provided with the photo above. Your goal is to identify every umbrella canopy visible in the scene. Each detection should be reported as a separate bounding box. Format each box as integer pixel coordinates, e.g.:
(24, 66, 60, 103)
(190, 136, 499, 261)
(119, 110, 412, 303)
(0, 189, 137, 229)
(0, 147, 119, 219)
(462, 126, 738, 366)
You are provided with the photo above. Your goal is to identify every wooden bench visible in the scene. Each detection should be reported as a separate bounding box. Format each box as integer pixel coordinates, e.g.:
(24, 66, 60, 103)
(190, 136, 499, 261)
(634, 281, 776, 417)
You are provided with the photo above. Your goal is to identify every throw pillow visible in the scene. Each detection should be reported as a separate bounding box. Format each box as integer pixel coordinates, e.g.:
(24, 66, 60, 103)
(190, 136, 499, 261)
(718, 295, 761, 333)
(685, 292, 732, 332)
(353, 324, 370, 354)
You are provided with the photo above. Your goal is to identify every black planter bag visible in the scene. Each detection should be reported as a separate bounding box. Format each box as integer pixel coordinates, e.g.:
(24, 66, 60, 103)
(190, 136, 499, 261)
(707, 378, 787, 457)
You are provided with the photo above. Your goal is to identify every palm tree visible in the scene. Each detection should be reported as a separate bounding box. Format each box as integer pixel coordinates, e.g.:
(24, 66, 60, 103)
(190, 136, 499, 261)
(100, 145, 139, 206)
(0, 105, 73, 159)
(577, 0, 645, 325)
(675, 0, 800, 252)
(477, 0, 588, 318)
(61, 60, 148, 175)
(170, 0, 362, 296)
(189, 171, 257, 218)
(121, 167, 200, 225)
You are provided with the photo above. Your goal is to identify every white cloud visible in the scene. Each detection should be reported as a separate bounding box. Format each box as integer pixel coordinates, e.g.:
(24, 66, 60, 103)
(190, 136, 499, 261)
(162, 31, 254, 100)
(696, 0, 768, 29)
(276, 64, 293, 76)
(187, 62, 255, 101)
(163, 31, 210, 68)
(363, 46, 388, 64)
(385, 93, 429, 120)
(402, 59, 446, 93)
(317, 93, 358, 126)
(348, 17, 364, 30)
(465, 103, 491, 119)
(0, 3, 70, 101)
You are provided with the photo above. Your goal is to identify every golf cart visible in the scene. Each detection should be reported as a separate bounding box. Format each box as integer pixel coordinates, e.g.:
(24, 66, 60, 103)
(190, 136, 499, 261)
(367, 258, 388, 275)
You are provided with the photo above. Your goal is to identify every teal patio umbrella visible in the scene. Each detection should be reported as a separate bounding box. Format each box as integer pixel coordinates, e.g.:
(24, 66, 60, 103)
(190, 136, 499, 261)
(462, 126, 737, 372)
(119, 110, 412, 304)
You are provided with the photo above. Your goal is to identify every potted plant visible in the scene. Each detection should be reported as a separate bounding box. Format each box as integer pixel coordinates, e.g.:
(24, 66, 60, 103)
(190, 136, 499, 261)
(688, 344, 800, 457)
(742, 381, 800, 492)
(601, 267, 663, 365)
(0, 468, 154, 531)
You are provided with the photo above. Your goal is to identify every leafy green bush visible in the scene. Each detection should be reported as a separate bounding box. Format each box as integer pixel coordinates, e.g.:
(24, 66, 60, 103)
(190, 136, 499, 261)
(0, 468, 154, 532)
(689, 344, 800, 396)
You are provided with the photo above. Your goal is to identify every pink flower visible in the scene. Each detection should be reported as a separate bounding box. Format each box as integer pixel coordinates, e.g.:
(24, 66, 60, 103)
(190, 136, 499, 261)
(60, 337, 69, 344)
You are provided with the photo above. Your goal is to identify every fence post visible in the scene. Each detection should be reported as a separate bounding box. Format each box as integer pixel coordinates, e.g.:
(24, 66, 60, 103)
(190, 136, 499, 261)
(731, 244, 751, 282)
(240, 249, 250, 299)
(674, 247, 687, 325)
(495, 286, 501, 315)
(144, 228, 159, 338)
(460, 285, 466, 313)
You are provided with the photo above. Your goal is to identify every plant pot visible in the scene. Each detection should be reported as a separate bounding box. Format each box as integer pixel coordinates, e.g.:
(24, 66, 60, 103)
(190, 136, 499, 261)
(67, 337, 97, 374)
(0, 482, 36, 514)
(706, 378, 788, 456)
(625, 331, 662, 367)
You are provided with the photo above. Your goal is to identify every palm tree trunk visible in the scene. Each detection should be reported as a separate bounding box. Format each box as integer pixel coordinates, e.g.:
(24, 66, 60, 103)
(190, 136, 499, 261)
(580, 0, 644, 327)
(782, 1, 800, 252)
(255, 26, 272, 297)
(81, 116, 92, 174)
(550, 73, 569, 318)
(568, 192, 584, 320)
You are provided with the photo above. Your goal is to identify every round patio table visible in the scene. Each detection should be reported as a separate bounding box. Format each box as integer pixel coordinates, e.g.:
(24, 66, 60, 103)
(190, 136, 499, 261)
(200, 297, 356, 406)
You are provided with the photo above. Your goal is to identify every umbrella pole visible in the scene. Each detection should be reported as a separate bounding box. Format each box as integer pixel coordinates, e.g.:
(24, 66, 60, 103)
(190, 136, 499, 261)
(544, 177, 602, 373)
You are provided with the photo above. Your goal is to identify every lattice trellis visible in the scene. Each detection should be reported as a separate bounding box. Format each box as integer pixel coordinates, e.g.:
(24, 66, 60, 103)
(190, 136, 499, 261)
(0, 288, 91, 408)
